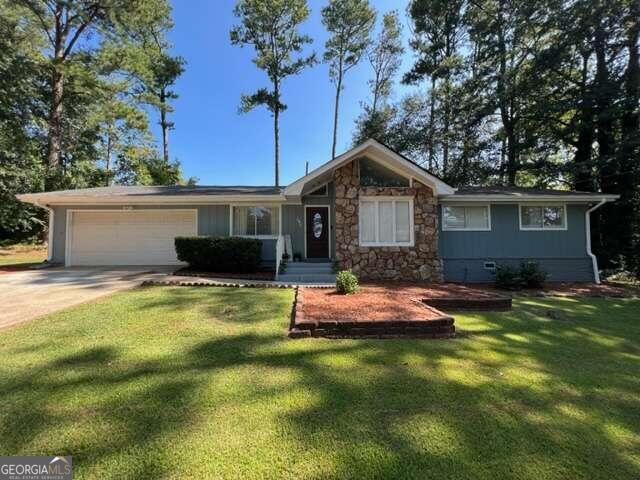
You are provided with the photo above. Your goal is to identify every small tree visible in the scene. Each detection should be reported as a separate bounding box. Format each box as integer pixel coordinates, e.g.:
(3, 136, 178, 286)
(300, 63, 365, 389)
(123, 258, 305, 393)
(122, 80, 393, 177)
(230, 0, 316, 187)
(367, 10, 403, 115)
(322, 0, 376, 159)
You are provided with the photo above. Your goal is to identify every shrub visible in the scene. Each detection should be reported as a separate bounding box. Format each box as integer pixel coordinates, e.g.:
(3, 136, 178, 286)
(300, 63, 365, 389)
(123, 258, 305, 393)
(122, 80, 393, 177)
(519, 261, 548, 288)
(495, 265, 523, 290)
(175, 236, 262, 273)
(336, 270, 358, 294)
(495, 262, 548, 290)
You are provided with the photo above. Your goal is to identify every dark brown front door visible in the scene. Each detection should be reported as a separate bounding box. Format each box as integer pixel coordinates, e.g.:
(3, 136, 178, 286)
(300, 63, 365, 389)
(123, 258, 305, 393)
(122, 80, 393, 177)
(306, 206, 329, 259)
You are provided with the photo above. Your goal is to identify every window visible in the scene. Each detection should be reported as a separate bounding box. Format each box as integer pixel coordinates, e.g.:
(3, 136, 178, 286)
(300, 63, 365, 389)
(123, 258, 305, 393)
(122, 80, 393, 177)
(232, 206, 280, 237)
(359, 197, 413, 246)
(442, 205, 491, 231)
(307, 184, 328, 196)
(519, 204, 567, 230)
(359, 158, 410, 187)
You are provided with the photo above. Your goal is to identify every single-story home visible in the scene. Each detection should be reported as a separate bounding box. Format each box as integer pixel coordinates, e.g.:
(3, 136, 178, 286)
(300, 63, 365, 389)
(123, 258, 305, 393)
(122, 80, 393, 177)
(17, 139, 618, 283)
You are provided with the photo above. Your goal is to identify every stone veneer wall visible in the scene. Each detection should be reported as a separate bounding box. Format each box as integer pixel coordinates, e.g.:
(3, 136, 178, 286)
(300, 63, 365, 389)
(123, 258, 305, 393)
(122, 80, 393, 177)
(333, 160, 443, 282)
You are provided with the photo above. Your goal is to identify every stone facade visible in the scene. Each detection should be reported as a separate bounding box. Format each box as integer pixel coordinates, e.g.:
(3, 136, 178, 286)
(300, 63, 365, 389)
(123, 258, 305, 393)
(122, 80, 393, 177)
(333, 159, 443, 282)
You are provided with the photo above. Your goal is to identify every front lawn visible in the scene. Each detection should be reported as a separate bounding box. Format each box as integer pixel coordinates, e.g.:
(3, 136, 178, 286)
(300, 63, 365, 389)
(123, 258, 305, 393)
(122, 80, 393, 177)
(0, 287, 638, 479)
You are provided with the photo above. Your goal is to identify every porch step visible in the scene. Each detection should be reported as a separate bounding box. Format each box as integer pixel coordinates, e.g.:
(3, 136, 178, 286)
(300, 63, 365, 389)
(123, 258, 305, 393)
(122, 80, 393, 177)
(284, 262, 333, 274)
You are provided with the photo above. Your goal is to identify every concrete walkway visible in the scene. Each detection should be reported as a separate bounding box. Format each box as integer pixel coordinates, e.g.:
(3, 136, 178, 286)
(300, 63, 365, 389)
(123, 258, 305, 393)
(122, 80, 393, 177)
(0, 267, 173, 330)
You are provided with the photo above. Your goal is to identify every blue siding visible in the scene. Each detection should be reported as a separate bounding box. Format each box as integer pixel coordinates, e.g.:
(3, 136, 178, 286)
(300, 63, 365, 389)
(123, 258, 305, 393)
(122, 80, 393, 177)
(439, 203, 595, 282)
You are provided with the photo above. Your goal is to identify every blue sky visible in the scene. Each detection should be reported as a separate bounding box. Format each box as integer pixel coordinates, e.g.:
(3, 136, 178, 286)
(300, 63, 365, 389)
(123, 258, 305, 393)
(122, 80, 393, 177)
(159, 0, 416, 186)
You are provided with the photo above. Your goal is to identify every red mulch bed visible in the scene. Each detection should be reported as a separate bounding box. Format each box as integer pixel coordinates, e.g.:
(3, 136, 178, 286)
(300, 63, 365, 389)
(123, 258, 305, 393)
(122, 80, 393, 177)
(300, 287, 447, 321)
(360, 282, 504, 300)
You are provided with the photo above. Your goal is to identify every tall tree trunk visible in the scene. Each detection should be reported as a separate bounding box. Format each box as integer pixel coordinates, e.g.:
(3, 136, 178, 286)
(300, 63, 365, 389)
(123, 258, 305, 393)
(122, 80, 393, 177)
(496, 0, 517, 185)
(274, 108, 280, 187)
(573, 51, 596, 191)
(442, 80, 451, 178)
(594, 24, 616, 192)
(371, 69, 381, 115)
(159, 88, 170, 164)
(615, 1, 640, 264)
(331, 60, 344, 159)
(105, 126, 113, 186)
(427, 76, 437, 171)
(593, 20, 620, 268)
(47, 4, 66, 178)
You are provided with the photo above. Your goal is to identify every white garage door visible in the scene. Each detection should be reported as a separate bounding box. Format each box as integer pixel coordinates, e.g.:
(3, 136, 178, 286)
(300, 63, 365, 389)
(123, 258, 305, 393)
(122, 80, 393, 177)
(67, 210, 197, 266)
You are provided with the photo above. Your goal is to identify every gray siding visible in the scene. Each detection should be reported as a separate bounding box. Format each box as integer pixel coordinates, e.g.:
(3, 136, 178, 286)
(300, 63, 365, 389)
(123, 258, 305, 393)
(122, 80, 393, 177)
(439, 203, 595, 282)
(50, 204, 268, 263)
(282, 205, 304, 258)
(198, 205, 229, 236)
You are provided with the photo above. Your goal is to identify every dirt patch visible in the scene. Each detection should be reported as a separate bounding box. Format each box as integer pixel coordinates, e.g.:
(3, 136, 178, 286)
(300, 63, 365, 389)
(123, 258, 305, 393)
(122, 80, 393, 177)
(301, 287, 446, 321)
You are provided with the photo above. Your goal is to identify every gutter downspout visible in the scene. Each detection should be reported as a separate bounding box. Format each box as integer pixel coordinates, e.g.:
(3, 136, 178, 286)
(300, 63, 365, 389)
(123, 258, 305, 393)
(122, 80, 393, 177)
(585, 199, 607, 284)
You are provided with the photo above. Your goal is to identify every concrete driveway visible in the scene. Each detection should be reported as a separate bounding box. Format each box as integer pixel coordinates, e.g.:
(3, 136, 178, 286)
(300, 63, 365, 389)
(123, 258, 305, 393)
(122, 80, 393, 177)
(1, 267, 173, 330)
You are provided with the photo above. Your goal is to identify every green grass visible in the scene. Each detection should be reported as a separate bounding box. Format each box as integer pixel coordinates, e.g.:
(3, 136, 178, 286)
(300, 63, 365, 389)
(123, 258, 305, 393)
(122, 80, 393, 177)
(0, 243, 46, 267)
(0, 287, 639, 479)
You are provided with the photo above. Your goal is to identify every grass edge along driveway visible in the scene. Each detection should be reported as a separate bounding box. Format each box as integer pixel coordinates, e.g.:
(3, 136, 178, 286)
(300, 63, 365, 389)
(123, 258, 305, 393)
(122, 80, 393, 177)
(0, 286, 638, 480)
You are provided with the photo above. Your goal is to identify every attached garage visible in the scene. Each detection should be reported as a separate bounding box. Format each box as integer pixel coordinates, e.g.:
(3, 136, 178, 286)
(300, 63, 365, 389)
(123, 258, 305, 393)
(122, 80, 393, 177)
(66, 209, 197, 266)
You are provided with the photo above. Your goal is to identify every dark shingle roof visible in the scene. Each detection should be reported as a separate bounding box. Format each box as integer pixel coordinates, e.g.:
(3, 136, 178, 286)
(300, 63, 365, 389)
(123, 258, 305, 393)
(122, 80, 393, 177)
(453, 186, 608, 197)
(30, 185, 284, 197)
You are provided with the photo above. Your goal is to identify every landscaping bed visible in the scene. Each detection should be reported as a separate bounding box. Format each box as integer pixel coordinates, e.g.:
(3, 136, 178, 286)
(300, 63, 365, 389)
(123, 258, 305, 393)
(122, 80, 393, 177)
(291, 287, 455, 338)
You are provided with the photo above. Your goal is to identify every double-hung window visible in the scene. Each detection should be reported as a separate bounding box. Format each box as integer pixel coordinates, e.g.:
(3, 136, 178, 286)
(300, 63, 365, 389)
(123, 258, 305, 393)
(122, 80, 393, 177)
(359, 197, 413, 246)
(442, 205, 491, 231)
(519, 204, 567, 230)
(232, 206, 280, 237)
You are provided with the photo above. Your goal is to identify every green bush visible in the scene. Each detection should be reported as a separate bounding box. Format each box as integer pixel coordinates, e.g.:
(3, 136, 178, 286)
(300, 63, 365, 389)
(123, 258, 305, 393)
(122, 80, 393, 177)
(336, 270, 358, 294)
(519, 261, 548, 288)
(175, 236, 262, 272)
(495, 262, 547, 290)
(495, 265, 523, 290)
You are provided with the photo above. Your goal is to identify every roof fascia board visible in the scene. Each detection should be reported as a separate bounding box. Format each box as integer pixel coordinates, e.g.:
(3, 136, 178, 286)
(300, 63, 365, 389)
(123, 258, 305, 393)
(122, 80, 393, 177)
(16, 194, 287, 205)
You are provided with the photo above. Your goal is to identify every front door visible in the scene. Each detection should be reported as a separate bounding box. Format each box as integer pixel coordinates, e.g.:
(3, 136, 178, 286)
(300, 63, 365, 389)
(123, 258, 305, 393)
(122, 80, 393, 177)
(306, 206, 329, 259)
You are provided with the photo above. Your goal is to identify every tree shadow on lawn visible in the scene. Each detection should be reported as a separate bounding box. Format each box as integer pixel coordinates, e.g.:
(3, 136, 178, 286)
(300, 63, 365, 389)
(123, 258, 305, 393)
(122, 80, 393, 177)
(0, 290, 638, 479)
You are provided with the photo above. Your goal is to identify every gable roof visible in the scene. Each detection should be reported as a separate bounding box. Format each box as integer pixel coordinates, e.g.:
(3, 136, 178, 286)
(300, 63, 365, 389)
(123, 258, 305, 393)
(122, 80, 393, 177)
(284, 139, 456, 197)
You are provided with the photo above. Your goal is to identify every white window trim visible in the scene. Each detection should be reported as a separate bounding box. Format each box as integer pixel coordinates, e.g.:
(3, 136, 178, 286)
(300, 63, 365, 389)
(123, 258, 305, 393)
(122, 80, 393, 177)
(442, 204, 492, 231)
(358, 196, 414, 247)
(518, 203, 568, 231)
(229, 204, 282, 239)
